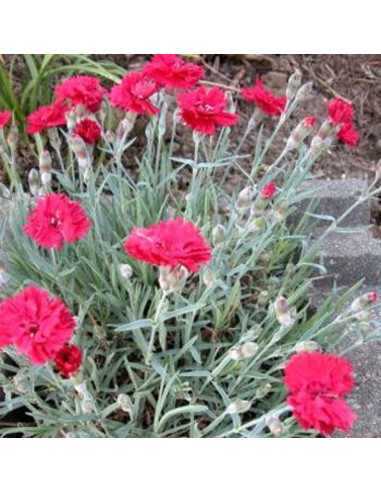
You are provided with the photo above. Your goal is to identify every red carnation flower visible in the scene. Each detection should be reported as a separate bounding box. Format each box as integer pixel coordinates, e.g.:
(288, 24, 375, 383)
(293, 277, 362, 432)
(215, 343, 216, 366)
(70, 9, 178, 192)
(327, 98, 354, 125)
(177, 87, 239, 135)
(368, 291, 378, 303)
(261, 182, 277, 199)
(303, 116, 316, 128)
(109, 72, 159, 116)
(27, 100, 68, 135)
(284, 351, 356, 435)
(55, 76, 107, 113)
(23, 193, 91, 249)
(124, 217, 212, 272)
(54, 344, 82, 378)
(143, 54, 204, 90)
(337, 121, 359, 147)
(0, 285, 76, 365)
(241, 80, 286, 116)
(73, 118, 101, 144)
(0, 110, 12, 129)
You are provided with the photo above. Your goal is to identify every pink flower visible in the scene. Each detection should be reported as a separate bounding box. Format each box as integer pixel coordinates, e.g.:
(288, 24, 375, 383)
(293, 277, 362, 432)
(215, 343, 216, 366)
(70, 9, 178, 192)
(23, 193, 91, 249)
(0, 285, 76, 364)
(109, 72, 159, 115)
(337, 121, 359, 147)
(303, 116, 316, 128)
(143, 54, 204, 90)
(0, 110, 12, 129)
(73, 118, 101, 144)
(367, 291, 378, 303)
(284, 351, 356, 435)
(124, 217, 212, 272)
(55, 76, 107, 113)
(26, 101, 68, 134)
(327, 98, 354, 125)
(241, 80, 286, 116)
(177, 87, 239, 135)
(54, 344, 82, 378)
(261, 182, 277, 199)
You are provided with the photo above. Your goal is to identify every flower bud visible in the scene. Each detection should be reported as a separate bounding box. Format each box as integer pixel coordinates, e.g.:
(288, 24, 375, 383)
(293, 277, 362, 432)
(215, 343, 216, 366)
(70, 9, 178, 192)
(116, 114, 136, 145)
(317, 119, 335, 140)
(0, 182, 10, 199)
(265, 415, 284, 436)
(295, 81, 314, 102)
(274, 296, 296, 328)
(71, 136, 91, 170)
(6, 124, 19, 149)
(248, 217, 265, 232)
(229, 341, 259, 361)
(309, 135, 331, 157)
(81, 398, 96, 414)
(203, 268, 216, 287)
(255, 383, 272, 399)
(212, 224, 226, 246)
(351, 291, 378, 321)
(28, 168, 40, 197)
(286, 69, 302, 100)
(286, 116, 316, 151)
(159, 265, 189, 293)
(39, 150, 52, 175)
(48, 128, 60, 148)
(13, 372, 30, 393)
(294, 340, 321, 353)
(119, 263, 133, 280)
(226, 400, 252, 415)
(40, 172, 51, 189)
(66, 111, 77, 132)
(117, 394, 133, 414)
(235, 186, 256, 213)
(257, 290, 270, 306)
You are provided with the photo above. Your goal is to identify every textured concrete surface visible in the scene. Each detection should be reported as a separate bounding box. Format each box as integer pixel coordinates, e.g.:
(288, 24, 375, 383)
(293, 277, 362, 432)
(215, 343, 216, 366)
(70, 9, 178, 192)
(293, 178, 370, 228)
(310, 228, 381, 287)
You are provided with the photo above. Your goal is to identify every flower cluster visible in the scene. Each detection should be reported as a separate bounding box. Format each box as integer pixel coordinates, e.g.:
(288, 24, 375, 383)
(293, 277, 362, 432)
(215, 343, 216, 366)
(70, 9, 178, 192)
(27, 76, 107, 135)
(327, 97, 359, 147)
(242, 79, 287, 116)
(143, 54, 204, 90)
(284, 351, 356, 435)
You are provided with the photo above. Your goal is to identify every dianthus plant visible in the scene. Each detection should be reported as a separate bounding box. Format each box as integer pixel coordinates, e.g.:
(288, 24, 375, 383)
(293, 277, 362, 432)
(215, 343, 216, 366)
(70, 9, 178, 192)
(0, 56, 379, 438)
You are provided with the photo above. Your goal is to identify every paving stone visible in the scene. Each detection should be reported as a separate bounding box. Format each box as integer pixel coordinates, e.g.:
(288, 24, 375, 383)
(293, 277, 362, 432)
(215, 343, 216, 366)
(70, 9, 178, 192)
(310, 228, 381, 288)
(293, 178, 370, 228)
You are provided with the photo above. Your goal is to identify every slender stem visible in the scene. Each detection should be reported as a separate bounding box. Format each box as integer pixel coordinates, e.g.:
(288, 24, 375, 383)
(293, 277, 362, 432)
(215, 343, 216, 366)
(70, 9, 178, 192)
(145, 291, 168, 365)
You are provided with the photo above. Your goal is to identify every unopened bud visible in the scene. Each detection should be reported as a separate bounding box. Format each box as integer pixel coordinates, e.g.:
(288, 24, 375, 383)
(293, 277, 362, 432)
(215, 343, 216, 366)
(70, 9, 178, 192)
(229, 341, 259, 361)
(40, 172, 51, 188)
(0, 182, 10, 199)
(81, 398, 96, 414)
(248, 217, 265, 232)
(317, 119, 335, 140)
(274, 296, 296, 328)
(72, 136, 91, 170)
(257, 290, 269, 306)
(286, 69, 302, 100)
(13, 372, 30, 393)
(294, 341, 321, 353)
(295, 81, 314, 102)
(66, 111, 77, 132)
(116, 114, 136, 145)
(236, 186, 256, 213)
(159, 265, 189, 293)
(255, 383, 272, 399)
(309, 135, 331, 157)
(265, 415, 284, 436)
(39, 150, 52, 174)
(226, 400, 252, 415)
(286, 117, 316, 151)
(117, 394, 133, 414)
(203, 268, 216, 287)
(28, 169, 40, 197)
(6, 125, 19, 149)
(212, 224, 226, 246)
(351, 291, 378, 321)
(119, 263, 133, 280)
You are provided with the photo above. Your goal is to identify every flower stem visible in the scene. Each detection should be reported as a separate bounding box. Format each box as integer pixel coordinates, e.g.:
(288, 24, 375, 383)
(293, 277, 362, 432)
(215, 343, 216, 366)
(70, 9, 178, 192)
(145, 291, 168, 365)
